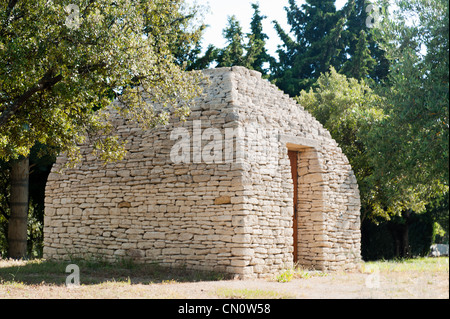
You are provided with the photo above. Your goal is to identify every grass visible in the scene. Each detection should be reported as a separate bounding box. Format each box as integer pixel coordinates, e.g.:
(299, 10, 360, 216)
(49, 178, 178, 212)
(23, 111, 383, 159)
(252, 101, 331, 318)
(0, 257, 448, 298)
(215, 288, 295, 299)
(364, 257, 449, 273)
(274, 265, 328, 282)
(0, 257, 230, 286)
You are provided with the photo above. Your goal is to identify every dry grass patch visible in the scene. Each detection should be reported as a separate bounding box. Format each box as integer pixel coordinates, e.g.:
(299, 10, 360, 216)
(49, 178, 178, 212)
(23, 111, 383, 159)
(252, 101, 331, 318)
(0, 257, 448, 299)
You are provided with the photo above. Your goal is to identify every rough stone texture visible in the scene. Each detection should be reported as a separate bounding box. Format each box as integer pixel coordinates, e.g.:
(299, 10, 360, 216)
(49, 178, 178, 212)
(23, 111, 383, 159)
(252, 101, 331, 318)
(43, 66, 361, 278)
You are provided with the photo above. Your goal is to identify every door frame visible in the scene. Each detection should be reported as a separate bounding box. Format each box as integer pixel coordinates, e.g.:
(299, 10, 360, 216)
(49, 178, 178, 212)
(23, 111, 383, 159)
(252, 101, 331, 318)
(288, 150, 298, 263)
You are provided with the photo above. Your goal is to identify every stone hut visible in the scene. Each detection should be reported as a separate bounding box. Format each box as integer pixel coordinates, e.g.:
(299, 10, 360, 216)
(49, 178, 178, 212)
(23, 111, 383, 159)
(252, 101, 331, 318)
(43, 66, 361, 278)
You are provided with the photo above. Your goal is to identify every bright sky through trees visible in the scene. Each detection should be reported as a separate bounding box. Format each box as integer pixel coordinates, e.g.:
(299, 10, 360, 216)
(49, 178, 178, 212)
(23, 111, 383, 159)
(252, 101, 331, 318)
(189, 0, 347, 56)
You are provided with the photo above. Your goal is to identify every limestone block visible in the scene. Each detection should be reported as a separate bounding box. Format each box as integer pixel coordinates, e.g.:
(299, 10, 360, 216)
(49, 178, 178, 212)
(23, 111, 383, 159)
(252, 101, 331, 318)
(193, 175, 211, 183)
(214, 196, 231, 205)
(230, 259, 250, 267)
(163, 248, 181, 255)
(179, 233, 194, 241)
(232, 248, 254, 257)
(232, 234, 252, 244)
(143, 232, 166, 240)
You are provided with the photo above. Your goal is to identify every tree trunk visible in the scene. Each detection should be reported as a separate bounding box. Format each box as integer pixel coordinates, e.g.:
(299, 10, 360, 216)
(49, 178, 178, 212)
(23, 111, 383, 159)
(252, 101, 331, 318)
(393, 233, 401, 258)
(401, 210, 411, 258)
(8, 157, 29, 259)
(388, 210, 411, 259)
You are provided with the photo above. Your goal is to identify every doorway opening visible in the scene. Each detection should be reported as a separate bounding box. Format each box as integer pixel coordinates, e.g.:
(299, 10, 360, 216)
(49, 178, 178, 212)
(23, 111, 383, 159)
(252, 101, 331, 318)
(288, 150, 298, 264)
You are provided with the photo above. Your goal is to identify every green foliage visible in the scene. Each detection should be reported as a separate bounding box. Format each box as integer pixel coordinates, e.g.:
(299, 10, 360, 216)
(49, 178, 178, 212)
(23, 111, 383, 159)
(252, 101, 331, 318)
(271, 0, 353, 96)
(271, 0, 390, 96)
(343, 0, 389, 82)
(215, 3, 272, 76)
(340, 30, 377, 80)
(275, 269, 294, 283)
(297, 67, 387, 221)
(366, 256, 449, 272)
(149, 1, 207, 71)
(0, 0, 204, 163)
(427, 193, 449, 244)
(216, 16, 246, 67)
(246, 3, 273, 76)
(275, 267, 325, 282)
(363, 0, 449, 210)
(187, 44, 219, 71)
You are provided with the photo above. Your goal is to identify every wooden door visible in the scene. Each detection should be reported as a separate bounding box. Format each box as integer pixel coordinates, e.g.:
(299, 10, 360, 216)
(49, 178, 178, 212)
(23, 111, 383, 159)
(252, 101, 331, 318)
(288, 150, 298, 263)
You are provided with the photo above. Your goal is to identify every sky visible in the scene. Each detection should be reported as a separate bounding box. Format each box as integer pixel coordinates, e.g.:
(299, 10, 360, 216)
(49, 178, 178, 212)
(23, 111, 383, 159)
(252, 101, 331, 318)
(188, 0, 348, 57)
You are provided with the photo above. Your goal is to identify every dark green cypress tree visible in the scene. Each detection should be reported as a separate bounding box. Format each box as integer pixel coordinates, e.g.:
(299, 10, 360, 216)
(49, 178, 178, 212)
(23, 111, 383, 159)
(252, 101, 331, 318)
(271, 0, 352, 96)
(216, 16, 246, 67)
(246, 3, 273, 76)
(340, 30, 376, 80)
(343, 0, 389, 82)
(216, 3, 272, 73)
(187, 44, 219, 71)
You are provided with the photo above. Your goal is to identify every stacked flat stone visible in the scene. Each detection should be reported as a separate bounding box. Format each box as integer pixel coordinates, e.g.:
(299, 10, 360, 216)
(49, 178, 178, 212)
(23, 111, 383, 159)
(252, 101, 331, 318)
(44, 66, 361, 278)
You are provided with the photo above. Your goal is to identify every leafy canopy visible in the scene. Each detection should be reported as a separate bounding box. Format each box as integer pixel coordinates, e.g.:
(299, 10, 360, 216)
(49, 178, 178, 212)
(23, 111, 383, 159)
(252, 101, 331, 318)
(298, 65, 446, 223)
(297, 67, 387, 221)
(0, 0, 204, 162)
(364, 0, 448, 195)
(299, 0, 449, 222)
(272, 0, 352, 96)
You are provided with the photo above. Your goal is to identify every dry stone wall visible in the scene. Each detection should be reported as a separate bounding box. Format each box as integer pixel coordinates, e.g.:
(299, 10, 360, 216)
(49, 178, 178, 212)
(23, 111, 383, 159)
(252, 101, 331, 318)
(227, 67, 361, 273)
(44, 66, 361, 278)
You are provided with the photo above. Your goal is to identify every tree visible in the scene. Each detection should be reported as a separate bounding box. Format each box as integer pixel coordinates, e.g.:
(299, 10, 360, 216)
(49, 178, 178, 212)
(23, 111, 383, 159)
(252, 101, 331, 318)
(246, 3, 273, 76)
(360, 0, 449, 257)
(342, 0, 389, 82)
(7, 156, 28, 258)
(340, 30, 377, 80)
(296, 67, 386, 223)
(149, 1, 208, 71)
(272, 0, 353, 96)
(216, 16, 246, 68)
(366, 0, 448, 192)
(187, 44, 219, 71)
(0, 144, 52, 257)
(0, 0, 203, 258)
(215, 3, 272, 75)
(0, 159, 9, 256)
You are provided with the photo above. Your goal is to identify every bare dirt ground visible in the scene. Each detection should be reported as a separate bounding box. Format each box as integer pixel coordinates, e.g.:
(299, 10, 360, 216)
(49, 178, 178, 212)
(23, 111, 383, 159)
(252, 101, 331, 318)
(0, 257, 448, 299)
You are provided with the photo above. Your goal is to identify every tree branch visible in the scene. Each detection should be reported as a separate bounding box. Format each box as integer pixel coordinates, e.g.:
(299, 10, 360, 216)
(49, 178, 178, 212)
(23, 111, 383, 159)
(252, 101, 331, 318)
(0, 70, 63, 128)
(5, 0, 19, 21)
(77, 62, 107, 75)
(0, 0, 20, 36)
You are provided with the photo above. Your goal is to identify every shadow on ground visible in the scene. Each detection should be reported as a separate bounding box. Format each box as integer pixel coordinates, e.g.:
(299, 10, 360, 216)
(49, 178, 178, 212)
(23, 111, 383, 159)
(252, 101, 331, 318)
(0, 258, 231, 286)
